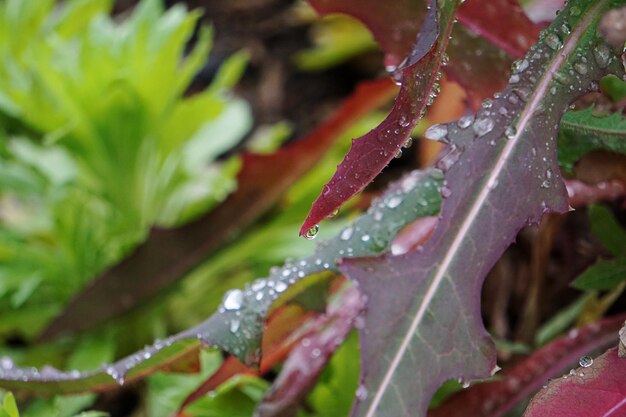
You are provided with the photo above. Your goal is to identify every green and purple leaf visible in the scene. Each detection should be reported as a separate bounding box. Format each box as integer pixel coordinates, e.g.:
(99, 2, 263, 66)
(523, 346, 626, 417)
(0, 169, 442, 394)
(338, 1, 625, 416)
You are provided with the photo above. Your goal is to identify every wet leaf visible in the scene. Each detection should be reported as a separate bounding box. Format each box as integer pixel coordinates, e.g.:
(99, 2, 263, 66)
(523, 346, 626, 417)
(338, 1, 625, 415)
(0, 169, 441, 394)
(300, 0, 542, 234)
(429, 313, 625, 417)
(300, 0, 459, 235)
(254, 285, 364, 417)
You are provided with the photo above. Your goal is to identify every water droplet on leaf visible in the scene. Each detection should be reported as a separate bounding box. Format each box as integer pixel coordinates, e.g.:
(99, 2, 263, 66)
(579, 356, 593, 368)
(305, 225, 319, 240)
(223, 289, 243, 311)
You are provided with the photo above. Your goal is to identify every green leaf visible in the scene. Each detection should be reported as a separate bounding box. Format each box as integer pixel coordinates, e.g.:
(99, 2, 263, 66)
(1, 393, 19, 417)
(589, 205, 626, 256)
(600, 74, 626, 101)
(558, 108, 626, 172)
(573, 257, 626, 290)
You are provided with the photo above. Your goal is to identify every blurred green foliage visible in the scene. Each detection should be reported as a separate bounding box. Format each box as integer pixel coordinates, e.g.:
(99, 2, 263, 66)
(0, 0, 250, 338)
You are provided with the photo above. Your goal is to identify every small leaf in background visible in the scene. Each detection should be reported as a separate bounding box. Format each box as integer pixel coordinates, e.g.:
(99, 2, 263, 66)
(524, 347, 626, 417)
(558, 108, 626, 173)
(589, 204, 626, 256)
(573, 257, 626, 290)
(0, 393, 19, 417)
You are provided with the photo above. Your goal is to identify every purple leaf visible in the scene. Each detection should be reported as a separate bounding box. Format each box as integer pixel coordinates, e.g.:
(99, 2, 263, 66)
(523, 346, 626, 417)
(254, 284, 364, 417)
(338, 1, 625, 416)
(299, 1, 459, 236)
(429, 313, 626, 417)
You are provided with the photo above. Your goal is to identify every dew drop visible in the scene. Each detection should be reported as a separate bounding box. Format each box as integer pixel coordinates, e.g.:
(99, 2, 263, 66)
(403, 137, 413, 148)
(275, 281, 288, 293)
(340, 227, 353, 241)
(328, 208, 339, 218)
(361, 234, 371, 242)
(509, 74, 520, 84)
(511, 58, 529, 73)
(394, 149, 403, 159)
(457, 115, 474, 129)
(441, 186, 452, 198)
(544, 32, 562, 50)
(387, 196, 402, 208)
(481, 98, 493, 109)
(570, 6, 581, 16)
(229, 319, 240, 333)
(574, 62, 588, 75)
(305, 225, 319, 240)
(579, 355, 593, 368)
(356, 385, 368, 400)
(473, 117, 495, 137)
(505, 126, 517, 140)
(223, 289, 243, 311)
(593, 43, 611, 69)
(424, 124, 448, 141)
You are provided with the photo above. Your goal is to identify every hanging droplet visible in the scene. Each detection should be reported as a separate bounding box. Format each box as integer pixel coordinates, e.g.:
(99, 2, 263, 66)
(403, 137, 413, 148)
(473, 117, 495, 137)
(579, 356, 593, 368)
(328, 208, 339, 218)
(305, 225, 319, 240)
(505, 126, 517, 140)
(424, 124, 448, 141)
(457, 115, 474, 129)
(394, 149, 403, 159)
(544, 32, 562, 50)
(223, 289, 244, 311)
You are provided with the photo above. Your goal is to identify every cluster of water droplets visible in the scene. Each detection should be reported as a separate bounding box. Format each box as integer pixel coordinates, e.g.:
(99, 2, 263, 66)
(422, 1, 622, 197)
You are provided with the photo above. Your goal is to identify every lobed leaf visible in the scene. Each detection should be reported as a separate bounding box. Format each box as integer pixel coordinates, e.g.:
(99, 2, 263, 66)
(339, 1, 626, 416)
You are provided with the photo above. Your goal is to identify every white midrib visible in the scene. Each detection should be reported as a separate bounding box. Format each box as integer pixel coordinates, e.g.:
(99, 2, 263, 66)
(362, 3, 605, 416)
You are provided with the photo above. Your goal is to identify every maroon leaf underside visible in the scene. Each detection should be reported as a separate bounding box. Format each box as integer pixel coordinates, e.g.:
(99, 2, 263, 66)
(40, 78, 397, 341)
(429, 313, 626, 417)
(457, 0, 539, 58)
(301, 0, 541, 234)
(254, 285, 365, 417)
(337, 1, 624, 416)
(523, 346, 626, 417)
